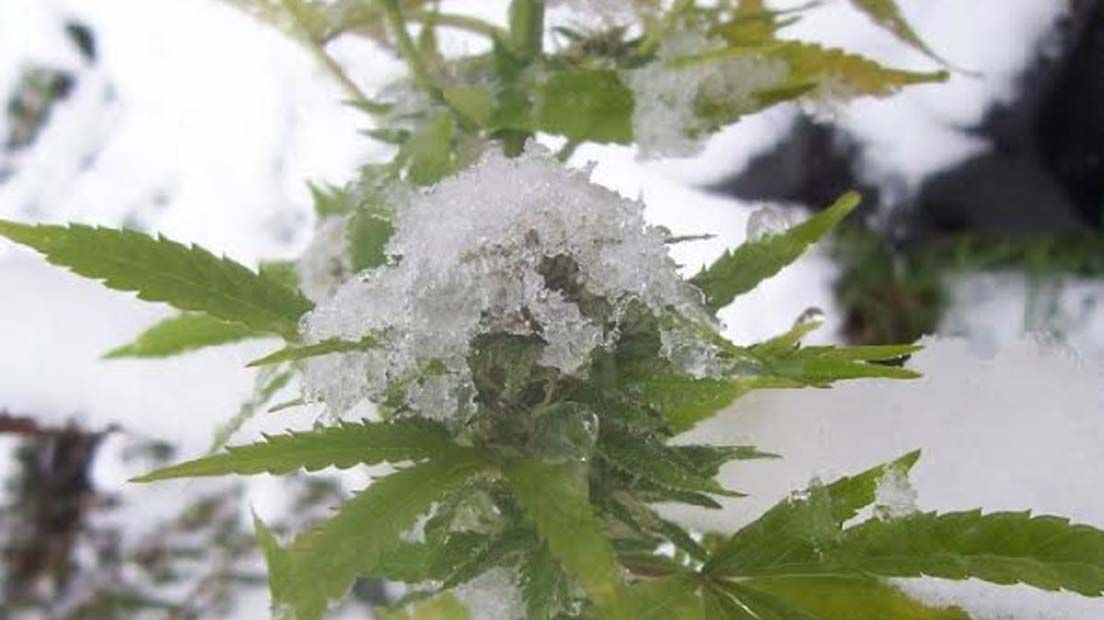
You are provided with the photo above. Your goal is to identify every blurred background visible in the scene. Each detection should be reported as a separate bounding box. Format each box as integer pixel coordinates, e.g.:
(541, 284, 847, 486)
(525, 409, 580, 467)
(0, 0, 1101, 617)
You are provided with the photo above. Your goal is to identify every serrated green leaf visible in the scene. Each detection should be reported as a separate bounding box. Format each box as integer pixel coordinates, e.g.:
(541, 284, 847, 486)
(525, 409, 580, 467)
(259, 259, 302, 292)
(770, 42, 948, 100)
(628, 372, 794, 433)
(671, 445, 781, 479)
(253, 513, 293, 613)
(285, 455, 489, 620)
(308, 181, 355, 217)
(440, 526, 534, 589)
(505, 459, 630, 620)
(246, 335, 379, 367)
(600, 433, 744, 499)
(376, 531, 494, 584)
(755, 347, 921, 386)
(0, 221, 313, 339)
(822, 511, 1104, 596)
(739, 575, 970, 619)
(709, 581, 818, 620)
(104, 313, 263, 359)
(442, 86, 494, 128)
(606, 493, 709, 562)
(132, 418, 464, 481)
(749, 320, 922, 385)
(691, 192, 860, 311)
(520, 542, 574, 620)
(704, 451, 921, 576)
(408, 113, 456, 186)
(849, 0, 947, 66)
(348, 206, 394, 272)
(628, 575, 705, 620)
(533, 69, 634, 144)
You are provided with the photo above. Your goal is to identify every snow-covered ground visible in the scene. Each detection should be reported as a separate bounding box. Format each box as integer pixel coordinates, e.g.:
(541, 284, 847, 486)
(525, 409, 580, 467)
(2, 0, 1102, 618)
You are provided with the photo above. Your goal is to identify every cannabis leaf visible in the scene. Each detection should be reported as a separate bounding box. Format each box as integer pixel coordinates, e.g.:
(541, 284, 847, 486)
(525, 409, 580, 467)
(279, 455, 489, 620)
(253, 514, 294, 613)
(246, 335, 380, 367)
(348, 203, 394, 271)
(849, 0, 948, 66)
(628, 574, 706, 620)
(520, 543, 574, 620)
(702, 450, 1104, 615)
(0, 221, 312, 339)
(133, 418, 464, 481)
(691, 192, 861, 312)
(704, 451, 922, 576)
(534, 69, 634, 144)
(751, 343, 922, 386)
(600, 432, 745, 499)
(767, 42, 949, 101)
(800, 511, 1104, 596)
(505, 459, 630, 620)
(736, 575, 970, 619)
(627, 372, 792, 432)
(104, 313, 265, 359)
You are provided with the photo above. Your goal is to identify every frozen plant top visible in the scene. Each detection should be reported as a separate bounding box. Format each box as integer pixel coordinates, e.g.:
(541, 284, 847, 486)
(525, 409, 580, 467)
(299, 145, 718, 420)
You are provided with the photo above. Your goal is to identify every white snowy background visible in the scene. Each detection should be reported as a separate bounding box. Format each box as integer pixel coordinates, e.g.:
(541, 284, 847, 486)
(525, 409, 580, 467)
(0, 0, 1101, 617)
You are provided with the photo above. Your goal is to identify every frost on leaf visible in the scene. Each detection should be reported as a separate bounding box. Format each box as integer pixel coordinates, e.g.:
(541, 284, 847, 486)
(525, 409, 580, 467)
(873, 464, 919, 520)
(452, 567, 526, 620)
(296, 215, 353, 304)
(299, 146, 714, 421)
(624, 32, 789, 159)
(745, 205, 795, 242)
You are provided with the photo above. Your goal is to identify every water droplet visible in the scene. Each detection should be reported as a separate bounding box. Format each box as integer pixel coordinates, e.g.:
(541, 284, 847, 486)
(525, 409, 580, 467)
(746, 206, 792, 242)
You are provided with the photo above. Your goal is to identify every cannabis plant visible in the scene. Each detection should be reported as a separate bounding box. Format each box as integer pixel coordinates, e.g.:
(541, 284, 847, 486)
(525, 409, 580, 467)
(3, 1, 1104, 619)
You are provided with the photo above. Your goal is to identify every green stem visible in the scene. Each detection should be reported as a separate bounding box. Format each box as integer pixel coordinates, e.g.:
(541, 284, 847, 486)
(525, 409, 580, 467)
(409, 11, 509, 42)
(278, 0, 386, 113)
(381, 0, 438, 96)
(508, 0, 545, 60)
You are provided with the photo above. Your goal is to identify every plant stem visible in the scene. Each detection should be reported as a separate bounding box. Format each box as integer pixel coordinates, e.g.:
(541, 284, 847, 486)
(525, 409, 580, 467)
(409, 11, 509, 42)
(278, 0, 387, 113)
(508, 0, 545, 60)
(381, 0, 438, 96)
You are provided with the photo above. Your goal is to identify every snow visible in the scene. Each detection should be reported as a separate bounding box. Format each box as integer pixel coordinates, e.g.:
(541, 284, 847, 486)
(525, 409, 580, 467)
(873, 463, 919, 520)
(296, 215, 353, 303)
(451, 567, 525, 620)
(624, 31, 789, 159)
(300, 145, 713, 420)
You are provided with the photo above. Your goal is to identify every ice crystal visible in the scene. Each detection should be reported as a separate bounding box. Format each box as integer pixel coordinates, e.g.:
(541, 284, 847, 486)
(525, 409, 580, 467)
(625, 32, 789, 159)
(745, 205, 795, 242)
(299, 146, 712, 420)
(874, 465, 919, 519)
(296, 215, 352, 303)
(659, 324, 725, 379)
(452, 568, 525, 620)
